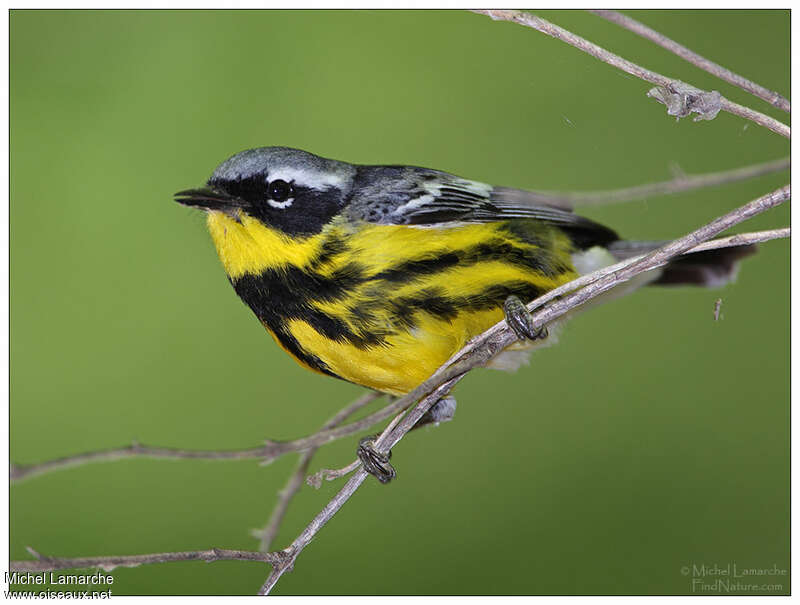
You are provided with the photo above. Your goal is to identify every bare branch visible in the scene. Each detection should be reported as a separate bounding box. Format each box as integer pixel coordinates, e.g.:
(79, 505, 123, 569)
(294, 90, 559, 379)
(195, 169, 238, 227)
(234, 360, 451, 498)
(10, 394, 410, 483)
(10, 12, 789, 596)
(12, 225, 788, 488)
(531, 190, 789, 323)
(258, 379, 461, 595)
(9, 211, 788, 588)
(10, 547, 284, 573)
(590, 10, 790, 112)
(17, 168, 787, 482)
(252, 391, 380, 552)
(258, 186, 789, 594)
(551, 158, 789, 206)
(258, 470, 368, 595)
(12, 156, 789, 486)
(681, 227, 789, 253)
(303, 222, 784, 488)
(297, 217, 775, 494)
(10, 442, 276, 482)
(440, 227, 788, 376)
(307, 460, 360, 488)
(472, 10, 790, 138)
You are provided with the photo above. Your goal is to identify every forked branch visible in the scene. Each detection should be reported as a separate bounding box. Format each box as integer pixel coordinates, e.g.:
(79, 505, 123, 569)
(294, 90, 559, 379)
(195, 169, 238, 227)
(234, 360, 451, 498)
(472, 10, 790, 138)
(590, 10, 790, 112)
(12, 546, 284, 573)
(545, 157, 788, 206)
(257, 185, 790, 594)
(10, 12, 789, 597)
(13, 154, 788, 485)
(10, 196, 790, 587)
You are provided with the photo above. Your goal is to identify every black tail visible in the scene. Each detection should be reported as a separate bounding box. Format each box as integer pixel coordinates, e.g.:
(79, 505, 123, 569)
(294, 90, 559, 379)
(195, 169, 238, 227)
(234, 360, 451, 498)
(607, 240, 758, 288)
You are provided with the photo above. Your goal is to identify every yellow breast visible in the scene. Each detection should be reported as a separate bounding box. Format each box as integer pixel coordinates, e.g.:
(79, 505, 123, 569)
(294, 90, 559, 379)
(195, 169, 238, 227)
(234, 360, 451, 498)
(206, 210, 577, 395)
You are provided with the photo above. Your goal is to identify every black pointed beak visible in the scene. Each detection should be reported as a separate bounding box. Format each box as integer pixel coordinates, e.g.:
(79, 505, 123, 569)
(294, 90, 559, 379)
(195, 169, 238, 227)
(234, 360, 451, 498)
(174, 186, 240, 211)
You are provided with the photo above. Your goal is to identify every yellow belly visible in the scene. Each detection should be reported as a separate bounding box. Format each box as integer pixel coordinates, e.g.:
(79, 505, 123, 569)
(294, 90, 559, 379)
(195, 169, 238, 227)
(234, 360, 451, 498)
(284, 306, 506, 395)
(207, 211, 578, 395)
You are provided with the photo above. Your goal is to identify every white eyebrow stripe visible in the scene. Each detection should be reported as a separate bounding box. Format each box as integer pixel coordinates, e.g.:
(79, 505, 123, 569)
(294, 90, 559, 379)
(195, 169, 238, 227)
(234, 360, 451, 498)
(267, 167, 346, 190)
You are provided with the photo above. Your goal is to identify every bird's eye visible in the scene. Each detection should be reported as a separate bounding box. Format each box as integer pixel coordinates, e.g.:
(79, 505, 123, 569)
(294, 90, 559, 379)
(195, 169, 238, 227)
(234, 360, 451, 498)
(267, 179, 293, 203)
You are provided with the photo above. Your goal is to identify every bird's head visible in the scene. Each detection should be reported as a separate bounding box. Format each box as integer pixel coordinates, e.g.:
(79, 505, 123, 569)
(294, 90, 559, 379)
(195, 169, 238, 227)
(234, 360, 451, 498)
(175, 147, 356, 237)
(175, 147, 356, 277)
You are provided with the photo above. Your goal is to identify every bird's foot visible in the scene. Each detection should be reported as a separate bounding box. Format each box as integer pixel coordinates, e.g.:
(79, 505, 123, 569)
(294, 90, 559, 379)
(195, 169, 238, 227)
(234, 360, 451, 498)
(504, 295, 548, 341)
(357, 435, 396, 484)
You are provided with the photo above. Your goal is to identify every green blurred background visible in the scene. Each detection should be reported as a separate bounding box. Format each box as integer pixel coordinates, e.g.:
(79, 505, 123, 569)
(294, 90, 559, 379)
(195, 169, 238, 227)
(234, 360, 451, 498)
(10, 10, 789, 596)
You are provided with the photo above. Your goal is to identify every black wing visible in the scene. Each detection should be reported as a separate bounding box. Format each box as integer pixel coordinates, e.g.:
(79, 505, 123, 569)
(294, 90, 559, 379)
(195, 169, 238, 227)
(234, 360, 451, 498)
(346, 165, 618, 248)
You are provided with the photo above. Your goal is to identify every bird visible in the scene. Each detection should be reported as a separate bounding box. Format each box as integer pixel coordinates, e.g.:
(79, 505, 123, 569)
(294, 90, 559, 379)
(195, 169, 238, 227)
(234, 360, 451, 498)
(175, 147, 755, 482)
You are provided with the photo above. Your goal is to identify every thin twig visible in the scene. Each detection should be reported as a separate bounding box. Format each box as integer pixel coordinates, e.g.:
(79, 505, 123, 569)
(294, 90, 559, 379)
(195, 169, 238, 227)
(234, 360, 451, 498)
(551, 157, 789, 206)
(9, 213, 789, 586)
(10, 395, 408, 483)
(11, 227, 789, 485)
(590, 10, 790, 112)
(258, 379, 460, 595)
(258, 470, 368, 595)
(10, 13, 789, 596)
(306, 219, 777, 493)
(303, 223, 780, 492)
(258, 186, 789, 594)
(441, 229, 789, 371)
(307, 397, 413, 487)
(681, 227, 789, 253)
(10, 547, 284, 573)
(473, 10, 790, 138)
(252, 391, 381, 552)
(10, 442, 277, 482)
(307, 460, 360, 488)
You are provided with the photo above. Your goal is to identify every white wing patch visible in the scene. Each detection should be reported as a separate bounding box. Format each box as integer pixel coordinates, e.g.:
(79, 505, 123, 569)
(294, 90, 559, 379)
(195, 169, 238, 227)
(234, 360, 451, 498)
(391, 178, 494, 217)
(392, 194, 435, 216)
(457, 179, 493, 196)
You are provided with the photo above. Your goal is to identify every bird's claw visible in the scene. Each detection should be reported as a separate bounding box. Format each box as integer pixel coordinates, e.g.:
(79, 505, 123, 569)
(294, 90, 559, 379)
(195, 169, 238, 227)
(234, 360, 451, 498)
(504, 295, 548, 341)
(357, 435, 396, 484)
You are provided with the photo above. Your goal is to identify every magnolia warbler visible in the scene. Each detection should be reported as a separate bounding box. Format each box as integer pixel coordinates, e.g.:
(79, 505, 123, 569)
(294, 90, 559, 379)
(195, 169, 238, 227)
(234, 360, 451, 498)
(176, 147, 754, 481)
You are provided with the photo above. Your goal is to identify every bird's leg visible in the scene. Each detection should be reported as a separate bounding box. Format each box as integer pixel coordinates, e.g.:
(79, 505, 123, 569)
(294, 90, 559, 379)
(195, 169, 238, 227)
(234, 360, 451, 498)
(504, 295, 548, 341)
(357, 436, 396, 484)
